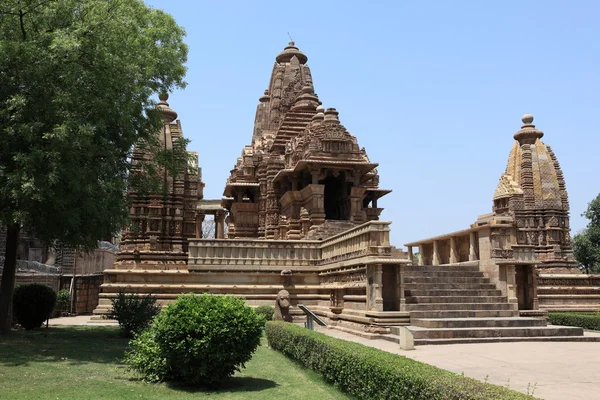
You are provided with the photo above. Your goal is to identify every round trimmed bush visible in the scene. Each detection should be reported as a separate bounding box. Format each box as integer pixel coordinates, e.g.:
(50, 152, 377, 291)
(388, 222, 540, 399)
(254, 305, 274, 321)
(13, 284, 57, 330)
(125, 294, 264, 386)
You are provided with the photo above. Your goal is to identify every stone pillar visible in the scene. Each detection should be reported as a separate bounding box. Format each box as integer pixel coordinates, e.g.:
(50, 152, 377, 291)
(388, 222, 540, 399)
(449, 236, 458, 264)
(311, 169, 320, 184)
(398, 264, 406, 312)
(469, 232, 477, 261)
(418, 245, 425, 266)
(374, 264, 383, 312)
(531, 265, 539, 310)
(432, 241, 440, 265)
(195, 211, 205, 238)
(407, 246, 414, 265)
(215, 210, 226, 239)
(506, 265, 518, 304)
(350, 187, 367, 222)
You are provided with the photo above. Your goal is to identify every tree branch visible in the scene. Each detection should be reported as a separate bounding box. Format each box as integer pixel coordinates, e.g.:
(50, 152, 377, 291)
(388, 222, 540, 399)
(19, 9, 26, 40)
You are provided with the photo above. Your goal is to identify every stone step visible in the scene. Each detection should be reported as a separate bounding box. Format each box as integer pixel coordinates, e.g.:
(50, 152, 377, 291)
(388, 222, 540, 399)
(538, 286, 600, 294)
(408, 325, 583, 340)
(413, 335, 600, 345)
(406, 296, 507, 304)
(405, 289, 502, 297)
(411, 317, 548, 329)
(404, 282, 498, 290)
(404, 265, 481, 273)
(406, 302, 517, 311)
(405, 276, 491, 284)
(409, 310, 519, 319)
(404, 271, 485, 278)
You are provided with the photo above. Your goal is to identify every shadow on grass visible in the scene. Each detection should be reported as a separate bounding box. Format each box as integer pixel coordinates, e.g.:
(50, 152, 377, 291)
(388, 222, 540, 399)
(0, 325, 128, 367)
(166, 376, 278, 393)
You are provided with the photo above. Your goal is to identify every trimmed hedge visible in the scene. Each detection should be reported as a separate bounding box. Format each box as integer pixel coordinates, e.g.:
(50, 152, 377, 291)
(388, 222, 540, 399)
(266, 321, 537, 400)
(254, 305, 274, 321)
(549, 312, 600, 331)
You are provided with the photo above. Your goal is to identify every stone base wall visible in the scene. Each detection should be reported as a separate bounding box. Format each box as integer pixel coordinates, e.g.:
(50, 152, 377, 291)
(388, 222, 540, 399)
(538, 274, 600, 312)
(15, 273, 60, 292)
(61, 274, 104, 315)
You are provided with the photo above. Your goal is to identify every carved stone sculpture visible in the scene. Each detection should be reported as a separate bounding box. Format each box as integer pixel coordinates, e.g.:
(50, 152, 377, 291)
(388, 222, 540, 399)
(273, 289, 293, 322)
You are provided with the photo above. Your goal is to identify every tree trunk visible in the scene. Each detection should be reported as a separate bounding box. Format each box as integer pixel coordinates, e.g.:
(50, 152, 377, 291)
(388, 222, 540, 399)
(0, 224, 20, 335)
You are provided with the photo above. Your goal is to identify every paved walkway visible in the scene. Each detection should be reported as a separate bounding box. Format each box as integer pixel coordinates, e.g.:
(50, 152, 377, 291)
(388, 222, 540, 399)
(48, 315, 117, 326)
(317, 327, 600, 400)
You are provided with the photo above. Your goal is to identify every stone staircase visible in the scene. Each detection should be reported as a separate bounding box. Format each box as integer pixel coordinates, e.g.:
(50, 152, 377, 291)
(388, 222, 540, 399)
(305, 220, 357, 240)
(401, 264, 587, 345)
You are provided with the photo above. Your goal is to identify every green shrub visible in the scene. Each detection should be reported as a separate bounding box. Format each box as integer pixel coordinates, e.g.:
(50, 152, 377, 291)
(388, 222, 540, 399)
(549, 312, 600, 331)
(13, 284, 57, 330)
(254, 305, 274, 321)
(56, 289, 70, 312)
(105, 291, 161, 338)
(266, 321, 537, 400)
(125, 294, 264, 386)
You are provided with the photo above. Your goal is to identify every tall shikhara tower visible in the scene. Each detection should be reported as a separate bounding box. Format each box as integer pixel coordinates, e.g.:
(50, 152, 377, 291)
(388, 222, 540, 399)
(223, 42, 390, 240)
(115, 94, 203, 269)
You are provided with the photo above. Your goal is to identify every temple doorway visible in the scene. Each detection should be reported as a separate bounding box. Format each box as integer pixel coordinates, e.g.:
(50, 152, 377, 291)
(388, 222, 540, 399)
(382, 265, 399, 311)
(321, 173, 351, 220)
(516, 265, 534, 310)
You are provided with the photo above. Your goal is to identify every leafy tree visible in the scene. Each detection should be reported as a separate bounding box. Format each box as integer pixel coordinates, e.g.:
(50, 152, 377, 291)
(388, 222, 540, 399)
(573, 193, 600, 274)
(0, 0, 188, 334)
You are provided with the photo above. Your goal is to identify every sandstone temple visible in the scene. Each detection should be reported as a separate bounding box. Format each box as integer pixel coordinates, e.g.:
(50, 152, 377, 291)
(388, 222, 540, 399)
(93, 42, 600, 344)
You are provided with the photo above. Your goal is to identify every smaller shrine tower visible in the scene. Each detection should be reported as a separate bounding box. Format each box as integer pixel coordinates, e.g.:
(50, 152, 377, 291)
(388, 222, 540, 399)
(115, 94, 203, 269)
(488, 113, 576, 272)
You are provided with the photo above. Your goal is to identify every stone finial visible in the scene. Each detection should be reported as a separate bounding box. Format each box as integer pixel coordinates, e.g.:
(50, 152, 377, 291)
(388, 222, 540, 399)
(324, 108, 340, 124)
(276, 41, 308, 64)
(259, 89, 270, 103)
(157, 92, 178, 122)
(311, 109, 325, 125)
(291, 85, 319, 111)
(522, 113, 534, 125)
(514, 113, 543, 145)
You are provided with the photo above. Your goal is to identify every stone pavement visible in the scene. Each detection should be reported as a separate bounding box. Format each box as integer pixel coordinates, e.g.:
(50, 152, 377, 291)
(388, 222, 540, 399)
(48, 315, 117, 326)
(317, 327, 600, 400)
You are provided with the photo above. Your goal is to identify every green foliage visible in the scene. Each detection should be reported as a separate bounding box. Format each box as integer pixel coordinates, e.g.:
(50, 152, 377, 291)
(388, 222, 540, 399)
(0, 0, 188, 249)
(573, 193, 600, 273)
(13, 284, 57, 330)
(105, 291, 161, 338)
(549, 312, 600, 331)
(56, 289, 70, 312)
(254, 305, 274, 322)
(0, 0, 188, 332)
(124, 294, 264, 386)
(266, 321, 537, 400)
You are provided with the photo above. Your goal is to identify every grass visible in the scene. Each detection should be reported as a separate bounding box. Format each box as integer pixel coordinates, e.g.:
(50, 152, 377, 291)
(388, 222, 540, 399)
(0, 326, 350, 400)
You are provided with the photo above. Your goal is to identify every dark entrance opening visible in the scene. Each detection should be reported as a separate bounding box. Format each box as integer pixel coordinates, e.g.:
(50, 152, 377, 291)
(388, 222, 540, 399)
(516, 265, 534, 310)
(321, 173, 351, 220)
(382, 265, 399, 311)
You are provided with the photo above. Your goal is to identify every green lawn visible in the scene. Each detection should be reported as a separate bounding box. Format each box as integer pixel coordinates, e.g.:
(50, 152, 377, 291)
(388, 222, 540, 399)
(0, 326, 350, 400)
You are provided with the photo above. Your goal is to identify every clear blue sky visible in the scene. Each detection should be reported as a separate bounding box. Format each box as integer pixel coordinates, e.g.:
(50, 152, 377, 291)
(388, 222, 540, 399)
(145, 0, 599, 248)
